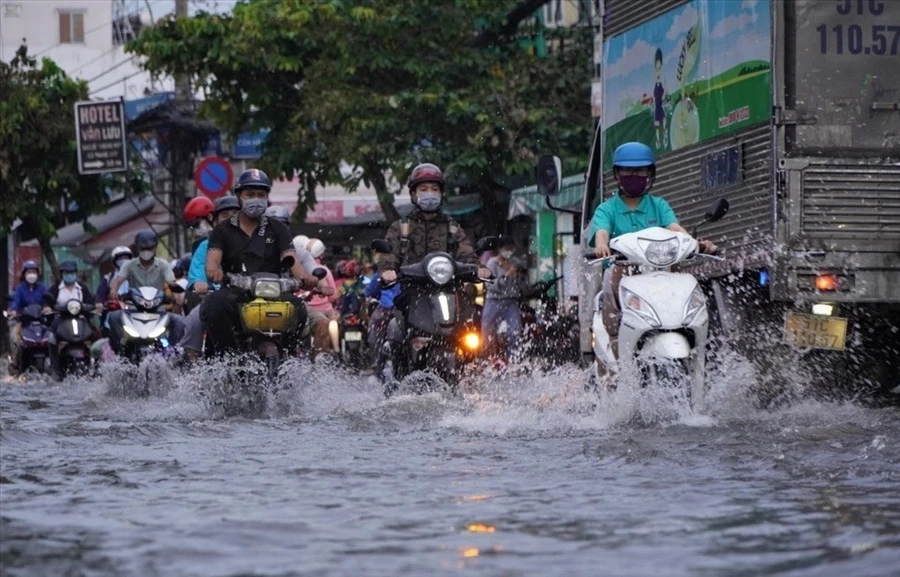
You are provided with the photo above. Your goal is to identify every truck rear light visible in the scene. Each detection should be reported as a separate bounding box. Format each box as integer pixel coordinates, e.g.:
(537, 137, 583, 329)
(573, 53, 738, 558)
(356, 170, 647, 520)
(796, 273, 854, 292)
(815, 274, 840, 291)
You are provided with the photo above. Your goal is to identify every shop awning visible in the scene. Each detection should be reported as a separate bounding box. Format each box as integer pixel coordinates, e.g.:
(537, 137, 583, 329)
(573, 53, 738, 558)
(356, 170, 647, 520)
(21, 197, 173, 263)
(43, 196, 158, 247)
(508, 174, 585, 219)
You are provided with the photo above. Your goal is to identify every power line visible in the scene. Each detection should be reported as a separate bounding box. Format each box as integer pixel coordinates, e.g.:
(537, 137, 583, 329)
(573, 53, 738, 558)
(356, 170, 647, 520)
(86, 55, 138, 85)
(89, 69, 145, 96)
(70, 46, 126, 76)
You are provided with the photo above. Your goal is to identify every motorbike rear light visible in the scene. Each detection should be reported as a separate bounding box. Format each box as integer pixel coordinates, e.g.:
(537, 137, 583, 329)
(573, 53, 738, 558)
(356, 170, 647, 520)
(462, 332, 481, 351)
(345, 315, 360, 326)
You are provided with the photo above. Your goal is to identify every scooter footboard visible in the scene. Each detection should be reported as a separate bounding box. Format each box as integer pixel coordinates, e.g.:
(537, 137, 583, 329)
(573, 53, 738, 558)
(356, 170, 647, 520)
(642, 332, 692, 359)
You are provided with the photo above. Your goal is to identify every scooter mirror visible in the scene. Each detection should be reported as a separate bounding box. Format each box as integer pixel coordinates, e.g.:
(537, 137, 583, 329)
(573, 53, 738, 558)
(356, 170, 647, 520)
(312, 267, 328, 280)
(536, 155, 563, 197)
(705, 198, 730, 222)
(474, 236, 499, 255)
(280, 255, 295, 270)
(168, 283, 186, 294)
(371, 239, 392, 254)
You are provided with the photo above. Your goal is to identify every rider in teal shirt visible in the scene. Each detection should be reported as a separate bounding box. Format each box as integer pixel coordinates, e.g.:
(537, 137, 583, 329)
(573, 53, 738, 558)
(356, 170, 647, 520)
(589, 142, 714, 256)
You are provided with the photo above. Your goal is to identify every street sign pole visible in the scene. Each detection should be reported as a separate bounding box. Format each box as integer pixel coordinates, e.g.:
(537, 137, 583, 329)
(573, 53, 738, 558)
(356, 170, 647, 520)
(74, 99, 128, 175)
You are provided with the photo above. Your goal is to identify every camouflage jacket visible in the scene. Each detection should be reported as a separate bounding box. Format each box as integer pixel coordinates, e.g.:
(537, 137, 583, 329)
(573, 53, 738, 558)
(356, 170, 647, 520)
(379, 209, 478, 271)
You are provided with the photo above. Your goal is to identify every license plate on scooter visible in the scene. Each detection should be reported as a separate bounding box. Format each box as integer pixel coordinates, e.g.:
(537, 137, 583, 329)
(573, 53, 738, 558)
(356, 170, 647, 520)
(344, 331, 362, 342)
(783, 312, 847, 350)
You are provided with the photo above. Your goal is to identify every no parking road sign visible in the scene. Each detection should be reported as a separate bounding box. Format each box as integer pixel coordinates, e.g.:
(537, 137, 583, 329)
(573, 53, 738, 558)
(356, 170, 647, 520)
(194, 157, 234, 198)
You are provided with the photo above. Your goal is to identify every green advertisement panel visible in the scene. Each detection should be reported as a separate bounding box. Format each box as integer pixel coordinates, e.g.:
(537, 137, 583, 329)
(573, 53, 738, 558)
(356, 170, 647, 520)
(602, 0, 772, 169)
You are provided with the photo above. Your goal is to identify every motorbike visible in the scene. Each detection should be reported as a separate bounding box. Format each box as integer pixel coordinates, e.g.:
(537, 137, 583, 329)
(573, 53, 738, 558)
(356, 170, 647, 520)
(227, 260, 326, 381)
(372, 239, 493, 396)
(12, 304, 53, 375)
(53, 299, 96, 378)
(337, 311, 366, 369)
(588, 199, 729, 408)
(483, 275, 580, 368)
(115, 286, 182, 364)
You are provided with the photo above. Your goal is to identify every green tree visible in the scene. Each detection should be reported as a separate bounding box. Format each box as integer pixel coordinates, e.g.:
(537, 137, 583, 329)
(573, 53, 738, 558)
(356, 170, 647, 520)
(0, 46, 145, 276)
(129, 0, 591, 227)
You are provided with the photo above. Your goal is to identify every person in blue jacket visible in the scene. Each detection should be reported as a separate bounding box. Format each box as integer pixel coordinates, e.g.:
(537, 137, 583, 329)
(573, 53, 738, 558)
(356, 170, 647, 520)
(178, 195, 241, 359)
(10, 260, 48, 315)
(363, 270, 401, 366)
(8, 260, 49, 372)
(188, 196, 241, 293)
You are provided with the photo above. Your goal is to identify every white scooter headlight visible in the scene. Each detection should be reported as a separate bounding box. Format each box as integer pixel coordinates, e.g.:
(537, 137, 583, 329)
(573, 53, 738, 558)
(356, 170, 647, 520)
(66, 299, 82, 316)
(682, 285, 706, 325)
(148, 325, 167, 339)
(253, 279, 283, 298)
(620, 287, 661, 328)
(426, 256, 454, 285)
(640, 237, 680, 266)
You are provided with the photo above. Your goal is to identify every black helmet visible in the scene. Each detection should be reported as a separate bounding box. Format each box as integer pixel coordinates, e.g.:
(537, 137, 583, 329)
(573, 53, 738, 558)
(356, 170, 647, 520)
(214, 195, 241, 214)
(134, 229, 158, 249)
(59, 259, 78, 273)
(234, 168, 272, 194)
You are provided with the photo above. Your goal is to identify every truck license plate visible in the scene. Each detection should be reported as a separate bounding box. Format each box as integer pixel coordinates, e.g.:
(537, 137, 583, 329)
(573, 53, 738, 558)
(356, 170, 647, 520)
(783, 312, 847, 350)
(344, 331, 362, 342)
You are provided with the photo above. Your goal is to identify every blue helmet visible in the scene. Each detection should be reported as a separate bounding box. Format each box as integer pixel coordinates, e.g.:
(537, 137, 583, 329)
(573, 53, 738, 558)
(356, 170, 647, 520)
(234, 168, 271, 194)
(59, 259, 78, 273)
(134, 229, 158, 249)
(612, 142, 655, 168)
(214, 195, 241, 214)
(21, 260, 39, 274)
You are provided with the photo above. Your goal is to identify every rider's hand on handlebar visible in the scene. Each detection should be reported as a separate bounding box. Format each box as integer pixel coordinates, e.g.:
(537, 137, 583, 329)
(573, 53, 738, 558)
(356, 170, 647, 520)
(381, 270, 398, 284)
(300, 274, 318, 290)
(594, 242, 612, 258)
(478, 266, 492, 280)
(193, 281, 209, 294)
(208, 269, 224, 284)
(699, 239, 717, 254)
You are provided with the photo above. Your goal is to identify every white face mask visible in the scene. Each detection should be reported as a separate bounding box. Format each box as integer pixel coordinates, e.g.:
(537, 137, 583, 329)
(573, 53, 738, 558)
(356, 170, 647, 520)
(115, 258, 130, 270)
(25, 273, 39, 284)
(139, 250, 155, 262)
(415, 192, 442, 212)
(196, 220, 213, 237)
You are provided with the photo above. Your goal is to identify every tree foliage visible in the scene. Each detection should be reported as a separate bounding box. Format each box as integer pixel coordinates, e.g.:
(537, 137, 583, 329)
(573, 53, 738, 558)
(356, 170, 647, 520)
(0, 46, 145, 273)
(129, 0, 592, 226)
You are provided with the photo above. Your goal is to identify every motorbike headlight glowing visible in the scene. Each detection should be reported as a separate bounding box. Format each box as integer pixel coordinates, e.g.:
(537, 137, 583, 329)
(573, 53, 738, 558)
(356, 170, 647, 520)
(621, 287, 661, 328)
(123, 325, 141, 338)
(426, 256, 454, 285)
(66, 300, 82, 315)
(253, 280, 283, 298)
(640, 237, 680, 266)
(148, 325, 167, 339)
(462, 332, 481, 351)
(682, 285, 706, 325)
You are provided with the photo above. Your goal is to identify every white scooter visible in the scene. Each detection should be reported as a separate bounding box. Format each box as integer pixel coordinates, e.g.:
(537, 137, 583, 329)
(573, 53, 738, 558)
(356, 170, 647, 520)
(589, 199, 729, 407)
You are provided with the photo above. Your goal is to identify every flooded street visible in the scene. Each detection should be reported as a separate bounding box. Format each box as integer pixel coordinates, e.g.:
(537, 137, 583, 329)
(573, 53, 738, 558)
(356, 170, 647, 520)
(1, 359, 898, 577)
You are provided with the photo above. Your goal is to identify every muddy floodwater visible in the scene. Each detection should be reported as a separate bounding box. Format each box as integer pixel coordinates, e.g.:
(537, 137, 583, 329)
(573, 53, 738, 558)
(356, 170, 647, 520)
(1, 357, 898, 577)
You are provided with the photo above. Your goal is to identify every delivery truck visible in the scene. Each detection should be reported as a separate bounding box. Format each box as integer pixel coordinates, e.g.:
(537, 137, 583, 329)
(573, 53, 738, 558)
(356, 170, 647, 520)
(539, 0, 899, 399)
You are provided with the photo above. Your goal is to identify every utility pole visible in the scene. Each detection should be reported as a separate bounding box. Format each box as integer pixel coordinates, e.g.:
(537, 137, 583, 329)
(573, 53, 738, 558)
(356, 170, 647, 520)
(172, 0, 191, 257)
